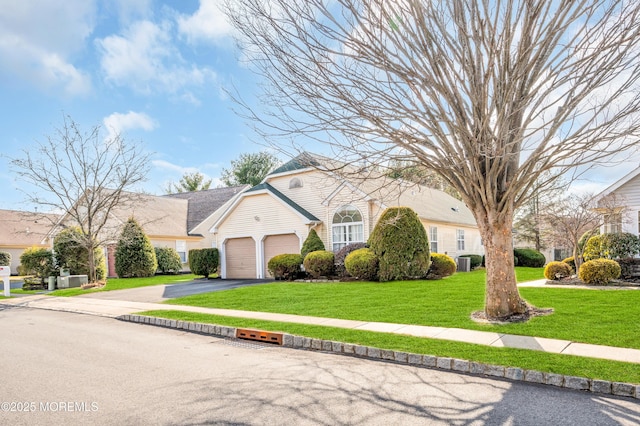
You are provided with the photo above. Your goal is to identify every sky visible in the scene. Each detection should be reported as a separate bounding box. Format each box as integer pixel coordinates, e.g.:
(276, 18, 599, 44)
(0, 0, 636, 212)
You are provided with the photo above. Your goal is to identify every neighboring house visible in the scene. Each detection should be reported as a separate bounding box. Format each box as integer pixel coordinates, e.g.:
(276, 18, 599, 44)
(594, 167, 640, 235)
(50, 186, 247, 277)
(0, 209, 61, 274)
(210, 154, 484, 279)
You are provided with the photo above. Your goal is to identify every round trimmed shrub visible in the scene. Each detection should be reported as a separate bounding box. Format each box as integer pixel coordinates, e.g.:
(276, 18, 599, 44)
(513, 248, 545, 267)
(301, 229, 325, 259)
(334, 242, 367, 277)
(458, 254, 482, 269)
(544, 261, 572, 280)
(427, 253, 456, 279)
(19, 247, 55, 286)
(368, 207, 430, 281)
(303, 250, 334, 278)
(268, 254, 302, 280)
(344, 248, 378, 281)
(562, 256, 576, 273)
(155, 247, 183, 274)
(0, 251, 10, 267)
(578, 259, 621, 285)
(188, 248, 219, 278)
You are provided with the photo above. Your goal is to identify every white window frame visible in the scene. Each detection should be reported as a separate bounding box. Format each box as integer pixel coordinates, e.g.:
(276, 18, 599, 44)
(429, 226, 438, 253)
(332, 205, 364, 251)
(456, 229, 465, 251)
(176, 240, 187, 263)
(604, 213, 622, 234)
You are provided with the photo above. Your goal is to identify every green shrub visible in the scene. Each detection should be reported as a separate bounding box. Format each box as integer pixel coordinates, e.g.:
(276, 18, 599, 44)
(19, 247, 55, 285)
(344, 248, 379, 281)
(268, 254, 302, 280)
(544, 261, 572, 280)
(513, 248, 545, 267)
(616, 257, 640, 280)
(303, 250, 334, 278)
(458, 254, 482, 269)
(115, 218, 157, 278)
(562, 256, 576, 273)
(368, 207, 430, 281)
(0, 251, 10, 267)
(301, 229, 325, 259)
(578, 259, 621, 285)
(53, 227, 106, 281)
(188, 248, 219, 278)
(427, 253, 457, 279)
(334, 242, 367, 277)
(155, 247, 183, 274)
(583, 233, 640, 261)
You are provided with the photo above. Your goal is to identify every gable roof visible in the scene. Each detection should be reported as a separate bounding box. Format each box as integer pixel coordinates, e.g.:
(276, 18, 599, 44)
(595, 166, 640, 198)
(164, 185, 248, 233)
(0, 209, 60, 247)
(268, 152, 321, 177)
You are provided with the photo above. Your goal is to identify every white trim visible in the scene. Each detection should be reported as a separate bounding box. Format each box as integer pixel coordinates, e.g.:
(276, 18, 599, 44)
(596, 167, 640, 198)
(264, 167, 314, 181)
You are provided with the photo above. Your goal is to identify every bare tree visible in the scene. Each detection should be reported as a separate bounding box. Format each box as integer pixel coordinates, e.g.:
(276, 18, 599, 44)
(225, 0, 640, 319)
(10, 116, 151, 282)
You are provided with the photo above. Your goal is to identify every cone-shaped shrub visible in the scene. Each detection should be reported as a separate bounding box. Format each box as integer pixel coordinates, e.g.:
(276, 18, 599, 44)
(115, 217, 157, 278)
(301, 229, 325, 259)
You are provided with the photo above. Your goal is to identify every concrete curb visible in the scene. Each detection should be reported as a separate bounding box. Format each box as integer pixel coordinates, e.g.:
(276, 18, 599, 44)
(118, 314, 640, 400)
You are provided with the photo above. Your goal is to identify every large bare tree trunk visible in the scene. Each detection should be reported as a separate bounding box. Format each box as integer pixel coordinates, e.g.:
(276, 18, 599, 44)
(475, 208, 527, 318)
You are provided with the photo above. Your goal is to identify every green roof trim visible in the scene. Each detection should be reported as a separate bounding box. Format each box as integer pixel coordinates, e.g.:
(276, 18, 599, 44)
(269, 153, 319, 176)
(245, 183, 320, 222)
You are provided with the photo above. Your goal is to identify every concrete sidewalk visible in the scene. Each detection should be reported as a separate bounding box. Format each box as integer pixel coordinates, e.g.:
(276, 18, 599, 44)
(1, 293, 639, 365)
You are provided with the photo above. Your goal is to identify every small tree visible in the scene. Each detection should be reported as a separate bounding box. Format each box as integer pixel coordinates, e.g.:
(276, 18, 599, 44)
(115, 218, 157, 278)
(155, 247, 183, 274)
(368, 207, 430, 281)
(301, 229, 325, 259)
(54, 227, 106, 280)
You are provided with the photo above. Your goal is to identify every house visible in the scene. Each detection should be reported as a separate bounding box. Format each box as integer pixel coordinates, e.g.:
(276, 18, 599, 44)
(210, 154, 484, 279)
(594, 167, 640, 234)
(0, 209, 61, 274)
(50, 186, 247, 277)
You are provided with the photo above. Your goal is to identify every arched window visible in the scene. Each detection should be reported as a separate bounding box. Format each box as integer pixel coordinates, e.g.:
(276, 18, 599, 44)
(332, 205, 364, 251)
(289, 178, 303, 189)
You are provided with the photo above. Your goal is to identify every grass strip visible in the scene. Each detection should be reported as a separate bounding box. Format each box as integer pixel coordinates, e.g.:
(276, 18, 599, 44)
(139, 309, 640, 385)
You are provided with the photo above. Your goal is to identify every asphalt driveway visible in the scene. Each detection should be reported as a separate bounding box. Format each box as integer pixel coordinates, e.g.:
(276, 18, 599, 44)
(76, 279, 272, 303)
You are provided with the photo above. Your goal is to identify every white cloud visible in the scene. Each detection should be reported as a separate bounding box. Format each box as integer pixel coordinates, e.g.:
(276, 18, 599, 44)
(97, 19, 217, 97)
(0, 0, 94, 96)
(177, 0, 235, 45)
(103, 111, 156, 141)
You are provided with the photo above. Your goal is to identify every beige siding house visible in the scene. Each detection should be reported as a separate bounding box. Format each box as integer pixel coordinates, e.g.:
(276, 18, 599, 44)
(211, 154, 484, 279)
(595, 167, 640, 235)
(0, 209, 60, 274)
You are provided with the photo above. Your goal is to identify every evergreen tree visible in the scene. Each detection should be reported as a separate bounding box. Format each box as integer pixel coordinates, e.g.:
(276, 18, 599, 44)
(115, 218, 157, 278)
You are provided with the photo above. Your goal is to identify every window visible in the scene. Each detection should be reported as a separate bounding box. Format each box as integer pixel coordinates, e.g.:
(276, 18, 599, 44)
(332, 205, 364, 251)
(604, 213, 622, 234)
(429, 226, 438, 253)
(289, 178, 303, 189)
(456, 229, 465, 251)
(176, 240, 187, 263)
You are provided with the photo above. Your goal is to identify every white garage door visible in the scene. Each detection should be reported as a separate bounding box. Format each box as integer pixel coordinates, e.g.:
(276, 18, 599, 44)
(263, 234, 300, 278)
(225, 238, 257, 279)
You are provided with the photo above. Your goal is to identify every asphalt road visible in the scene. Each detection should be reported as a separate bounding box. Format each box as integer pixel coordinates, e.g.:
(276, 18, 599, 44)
(1, 308, 639, 425)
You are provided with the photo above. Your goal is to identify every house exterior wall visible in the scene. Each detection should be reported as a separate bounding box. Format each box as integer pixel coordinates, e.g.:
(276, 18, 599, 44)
(599, 173, 640, 235)
(423, 221, 484, 258)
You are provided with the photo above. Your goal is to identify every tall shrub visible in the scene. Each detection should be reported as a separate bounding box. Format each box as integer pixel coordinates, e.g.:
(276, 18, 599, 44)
(0, 251, 10, 266)
(301, 229, 325, 259)
(115, 218, 157, 278)
(155, 247, 183, 274)
(188, 248, 219, 278)
(53, 227, 106, 280)
(19, 247, 54, 284)
(583, 233, 640, 261)
(368, 207, 430, 281)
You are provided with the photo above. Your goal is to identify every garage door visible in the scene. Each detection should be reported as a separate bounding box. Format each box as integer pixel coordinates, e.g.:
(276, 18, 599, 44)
(225, 238, 257, 279)
(264, 234, 300, 278)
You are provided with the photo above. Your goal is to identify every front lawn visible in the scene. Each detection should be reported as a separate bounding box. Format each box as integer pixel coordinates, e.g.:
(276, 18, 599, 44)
(50, 274, 199, 297)
(165, 267, 640, 350)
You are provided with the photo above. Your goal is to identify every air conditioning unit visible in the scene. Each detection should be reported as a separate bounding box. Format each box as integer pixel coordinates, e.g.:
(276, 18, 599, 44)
(57, 275, 88, 288)
(456, 257, 470, 272)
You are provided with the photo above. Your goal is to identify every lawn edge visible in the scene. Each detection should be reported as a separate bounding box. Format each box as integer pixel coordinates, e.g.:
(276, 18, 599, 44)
(117, 313, 640, 401)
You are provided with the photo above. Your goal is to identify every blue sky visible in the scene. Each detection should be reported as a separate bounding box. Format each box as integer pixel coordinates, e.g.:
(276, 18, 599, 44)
(0, 0, 633, 211)
(0, 0, 269, 210)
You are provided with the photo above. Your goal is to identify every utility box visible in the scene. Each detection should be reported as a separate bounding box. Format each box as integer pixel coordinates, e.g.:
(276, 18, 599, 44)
(57, 275, 88, 289)
(456, 257, 470, 272)
(0, 266, 10, 297)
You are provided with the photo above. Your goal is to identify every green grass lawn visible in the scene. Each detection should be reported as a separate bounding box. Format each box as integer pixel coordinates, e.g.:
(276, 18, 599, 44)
(165, 267, 640, 350)
(140, 309, 640, 384)
(50, 274, 199, 297)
